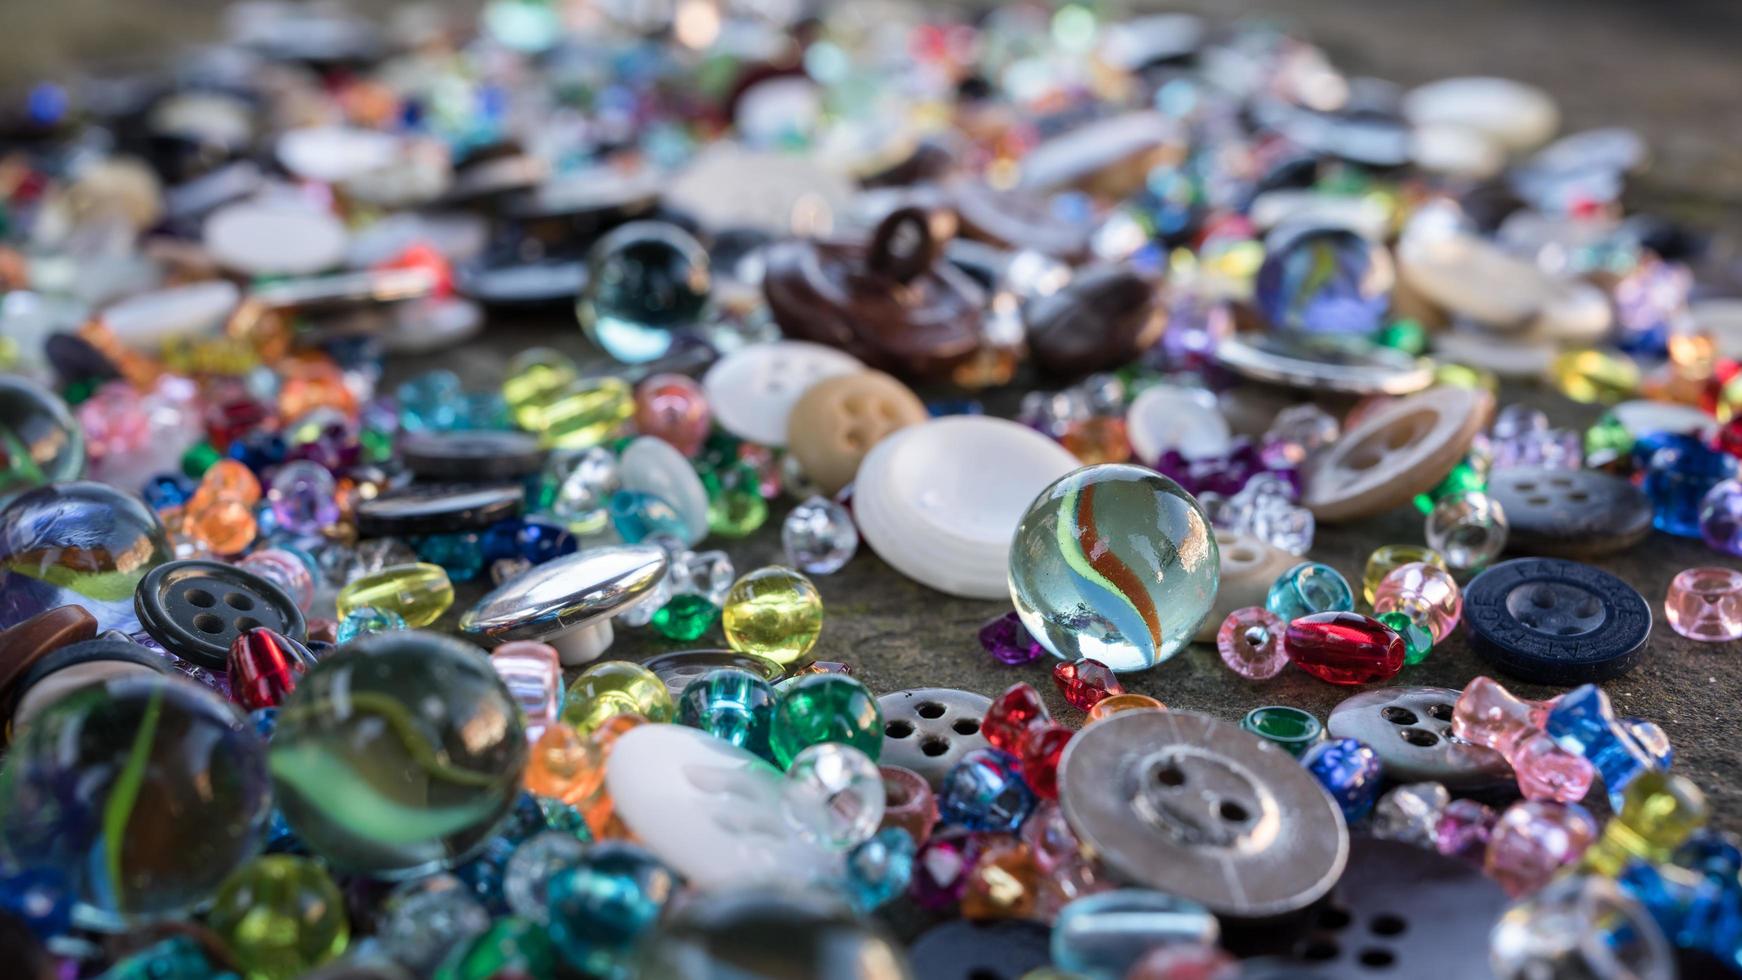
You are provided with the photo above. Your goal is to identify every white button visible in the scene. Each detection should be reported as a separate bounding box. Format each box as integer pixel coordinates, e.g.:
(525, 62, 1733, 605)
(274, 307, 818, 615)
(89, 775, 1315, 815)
(204, 201, 348, 277)
(1610, 400, 1716, 440)
(702, 340, 861, 447)
(277, 126, 401, 184)
(100, 280, 240, 350)
(1402, 77, 1559, 152)
(1397, 227, 1554, 329)
(1126, 384, 1231, 464)
(618, 436, 710, 545)
(605, 724, 841, 891)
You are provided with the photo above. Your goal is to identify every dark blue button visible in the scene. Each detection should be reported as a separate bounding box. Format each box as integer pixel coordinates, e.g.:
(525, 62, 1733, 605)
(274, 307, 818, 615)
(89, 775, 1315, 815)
(1464, 558, 1651, 685)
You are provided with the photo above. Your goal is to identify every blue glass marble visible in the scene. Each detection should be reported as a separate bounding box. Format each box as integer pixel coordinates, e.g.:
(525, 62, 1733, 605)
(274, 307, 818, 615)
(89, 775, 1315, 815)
(397, 370, 466, 432)
(141, 472, 195, 512)
(936, 748, 1036, 833)
(842, 828, 916, 914)
(546, 842, 676, 974)
(678, 668, 777, 760)
(1301, 738, 1383, 823)
(1265, 560, 1355, 624)
(1643, 441, 1737, 538)
(1253, 224, 1393, 335)
(0, 481, 173, 633)
(0, 865, 73, 939)
(415, 531, 486, 583)
(1545, 685, 1665, 809)
(481, 518, 578, 567)
(609, 489, 689, 544)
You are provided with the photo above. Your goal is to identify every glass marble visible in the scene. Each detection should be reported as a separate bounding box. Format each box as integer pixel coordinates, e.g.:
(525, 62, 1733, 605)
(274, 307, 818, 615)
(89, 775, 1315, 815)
(1372, 561, 1462, 643)
(269, 631, 528, 878)
(1425, 491, 1509, 570)
(678, 667, 776, 760)
(1361, 544, 1447, 606)
(721, 565, 824, 668)
(1051, 890, 1220, 979)
(206, 855, 349, 980)
(1372, 782, 1451, 849)
(769, 674, 883, 769)
(335, 605, 407, 644)
(1240, 705, 1324, 757)
(1265, 560, 1354, 624)
(1699, 478, 1742, 555)
(537, 377, 635, 450)
(1008, 463, 1220, 672)
(0, 675, 271, 928)
(491, 640, 564, 743)
(0, 376, 85, 506)
(1484, 800, 1599, 897)
(1052, 657, 1124, 710)
(1215, 606, 1288, 679)
(1302, 738, 1384, 822)
(0, 481, 172, 633)
(937, 748, 1036, 832)
(503, 830, 587, 925)
(844, 827, 917, 913)
(335, 561, 454, 629)
(781, 496, 859, 575)
(1665, 567, 1742, 642)
(880, 765, 938, 845)
(561, 661, 675, 737)
(546, 842, 677, 974)
(782, 742, 886, 849)
(1253, 224, 1393, 335)
(577, 222, 711, 364)
(1646, 442, 1739, 538)
(503, 348, 580, 432)
(634, 373, 711, 458)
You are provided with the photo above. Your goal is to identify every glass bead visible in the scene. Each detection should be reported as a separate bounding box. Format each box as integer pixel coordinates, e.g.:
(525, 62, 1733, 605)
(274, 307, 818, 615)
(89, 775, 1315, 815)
(537, 377, 635, 450)
(1215, 606, 1288, 679)
(1283, 610, 1406, 686)
(634, 373, 711, 458)
(608, 489, 689, 544)
(1541, 684, 1664, 808)
(1086, 692, 1166, 723)
(1665, 567, 1742, 642)
(265, 460, 339, 536)
(334, 605, 407, 644)
(769, 674, 883, 769)
(561, 661, 674, 737)
(1019, 723, 1073, 800)
(669, 548, 735, 605)
(978, 610, 1049, 666)
(1052, 657, 1124, 710)
(239, 547, 318, 612)
(1373, 561, 1461, 644)
(1376, 611, 1434, 665)
(781, 495, 859, 575)
(721, 565, 823, 668)
(503, 348, 579, 431)
(1301, 737, 1384, 822)
(481, 518, 578, 568)
(1453, 676, 1594, 804)
(577, 222, 710, 364)
(1412, 457, 1487, 513)
(1424, 491, 1509, 570)
(938, 748, 1036, 833)
(1240, 705, 1323, 757)
(652, 593, 720, 641)
(782, 742, 886, 849)
(334, 561, 455, 628)
(1549, 349, 1641, 404)
(1051, 890, 1220, 979)
(844, 827, 916, 913)
(880, 765, 938, 845)
(547, 446, 619, 535)
(228, 626, 308, 712)
(678, 667, 777, 760)
(1253, 225, 1393, 335)
(1264, 560, 1354, 624)
(1644, 442, 1738, 538)
(959, 835, 1042, 920)
(412, 531, 484, 584)
(397, 370, 465, 432)
(1699, 478, 1742, 555)
(1583, 772, 1708, 877)
(1435, 798, 1498, 864)
(1059, 416, 1133, 465)
(984, 683, 1052, 754)
(911, 830, 983, 911)
(0, 376, 85, 506)
(703, 461, 770, 537)
(206, 855, 349, 980)
(1262, 403, 1341, 469)
(1009, 463, 1220, 671)
(1484, 800, 1599, 897)
(1372, 782, 1451, 849)
(101, 935, 226, 980)
(491, 641, 564, 744)
(546, 842, 676, 974)
(503, 830, 587, 925)
(1490, 874, 1675, 980)
(438, 915, 560, 980)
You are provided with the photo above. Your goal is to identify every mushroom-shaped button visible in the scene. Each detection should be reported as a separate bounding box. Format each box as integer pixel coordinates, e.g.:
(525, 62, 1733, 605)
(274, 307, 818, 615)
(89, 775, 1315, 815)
(459, 545, 668, 666)
(762, 207, 986, 379)
(1024, 265, 1166, 378)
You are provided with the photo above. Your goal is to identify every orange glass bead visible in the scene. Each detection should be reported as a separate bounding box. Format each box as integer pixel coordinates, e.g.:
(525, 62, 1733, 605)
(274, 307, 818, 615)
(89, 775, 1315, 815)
(278, 358, 358, 420)
(1059, 416, 1131, 465)
(524, 725, 604, 807)
(182, 499, 259, 556)
(1086, 692, 1166, 724)
(960, 838, 1040, 921)
(195, 459, 263, 508)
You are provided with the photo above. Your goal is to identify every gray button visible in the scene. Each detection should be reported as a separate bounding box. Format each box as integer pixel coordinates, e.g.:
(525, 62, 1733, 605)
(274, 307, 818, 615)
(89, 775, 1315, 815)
(1327, 687, 1512, 788)
(1489, 467, 1652, 557)
(877, 688, 991, 787)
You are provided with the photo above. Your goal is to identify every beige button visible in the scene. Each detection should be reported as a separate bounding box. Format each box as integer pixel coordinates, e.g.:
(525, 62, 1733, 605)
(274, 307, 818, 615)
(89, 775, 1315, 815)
(787, 370, 928, 494)
(1304, 385, 1492, 523)
(1196, 530, 1297, 642)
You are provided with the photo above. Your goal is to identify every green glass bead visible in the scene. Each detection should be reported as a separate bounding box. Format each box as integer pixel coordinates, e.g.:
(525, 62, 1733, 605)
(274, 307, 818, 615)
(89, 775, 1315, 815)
(206, 855, 349, 980)
(703, 461, 769, 537)
(721, 566, 823, 667)
(1239, 705, 1323, 757)
(1584, 413, 1635, 468)
(335, 562, 455, 629)
(769, 674, 882, 769)
(561, 661, 674, 736)
(360, 426, 395, 463)
(1375, 318, 1427, 355)
(1412, 459, 1486, 515)
(1377, 610, 1433, 666)
(1361, 544, 1447, 606)
(61, 377, 97, 406)
(182, 440, 223, 479)
(652, 593, 719, 642)
(1583, 772, 1708, 877)
(434, 916, 559, 980)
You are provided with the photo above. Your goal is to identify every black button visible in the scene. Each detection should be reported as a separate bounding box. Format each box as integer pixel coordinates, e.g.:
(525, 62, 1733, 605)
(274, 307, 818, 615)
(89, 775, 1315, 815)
(355, 483, 524, 537)
(399, 429, 547, 482)
(908, 919, 1052, 980)
(1488, 467, 1652, 557)
(134, 560, 306, 670)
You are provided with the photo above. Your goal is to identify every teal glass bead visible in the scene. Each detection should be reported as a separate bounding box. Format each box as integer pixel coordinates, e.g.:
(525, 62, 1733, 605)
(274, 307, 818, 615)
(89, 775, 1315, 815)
(100, 935, 229, 980)
(843, 827, 916, 913)
(769, 675, 883, 769)
(1240, 705, 1325, 757)
(1265, 560, 1354, 623)
(608, 489, 689, 544)
(678, 668, 776, 760)
(397, 370, 465, 432)
(415, 531, 486, 583)
(546, 842, 677, 975)
(1051, 889, 1220, 978)
(335, 605, 407, 645)
(1007, 463, 1221, 672)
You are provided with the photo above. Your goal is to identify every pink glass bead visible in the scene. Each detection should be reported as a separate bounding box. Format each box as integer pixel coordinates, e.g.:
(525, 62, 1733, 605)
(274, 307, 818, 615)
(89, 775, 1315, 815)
(1281, 611, 1405, 686)
(1372, 561, 1462, 643)
(1052, 658, 1123, 710)
(1484, 800, 1599, 897)
(1215, 606, 1288, 679)
(1127, 945, 1240, 980)
(1664, 567, 1742, 642)
(267, 460, 340, 535)
(635, 373, 711, 457)
(911, 830, 984, 910)
(491, 640, 563, 743)
(880, 765, 938, 846)
(1020, 801, 1084, 876)
(77, 381, 151, 462)
(984, 683, 1051, 753)
(238, 548, 316, 612)
(1453, 676, 1594, 803)
(1435, 798, 1499, 864)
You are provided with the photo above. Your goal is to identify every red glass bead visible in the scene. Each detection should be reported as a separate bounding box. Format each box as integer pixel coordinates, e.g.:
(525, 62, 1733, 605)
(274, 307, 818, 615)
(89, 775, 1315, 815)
(227, 626, 307, 711)
(1282, 611, 1407, 686)
(1020, 723, 1073, 800)
(983, 683, 1050, 754)
(1052, 658, 1124, 710)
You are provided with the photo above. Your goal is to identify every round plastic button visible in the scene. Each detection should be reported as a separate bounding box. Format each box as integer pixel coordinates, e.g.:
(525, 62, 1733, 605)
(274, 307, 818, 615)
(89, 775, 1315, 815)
(618, 436, 710, 544)
(786, 370, 928, 495)
(1326, 687, 1512, 789)
(1126, 384, 1232, 465)
(703, 341, 863, 447)
(134, 560, 306, 670)
(459, 544, 667, 665)
(908, 919, 1052, 980)
(454, 256, 588, 306)
(398, 430, 546, 483)
(203, 200, 348, 276)
(1401, 77, 1559, 152)
(1464, 557, 1652, 685)
(356, 483, 524, 537)
(1059, 710, 1347, 917)
(100, 281, 240, 350)
(1304, 385, 1491, 522)
(877, 688, 993, 787)
(1487, 467, 1652, 557)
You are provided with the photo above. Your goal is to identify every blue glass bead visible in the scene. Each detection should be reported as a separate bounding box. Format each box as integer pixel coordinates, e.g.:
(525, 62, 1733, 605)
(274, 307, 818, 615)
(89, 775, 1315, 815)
(546, 842, 676, 974)
(1544, 685, 1665, 809)
(462, 392, 512, 430)
(1643, 441, 1737, 538)
(454, 836, 517, 915)
(335, 605, 408, 644)
(141, 473, 195, 512)
(229, 429, 287, 471)
(842, 828, 915, 913)
(1265, 561, 1355, 624)
(398, 370, 466, 432)
(1301, 738, 1383, 823)
(1631, 431, 1703, 470)
(1253, 224, 1393, 335)
(481, 518, 578, 567)
(927, 399, 984, 417)
(1051, 889, 1220, 978)
(936, 748, 1036, 833)
(0, 865, 73, 939)
(608, 489, 688, 544)
(1627, 718, 1675, 770)
(415, 531, 486, 583)
(502, 792, 554, 844)
(677, 667, 777, 760)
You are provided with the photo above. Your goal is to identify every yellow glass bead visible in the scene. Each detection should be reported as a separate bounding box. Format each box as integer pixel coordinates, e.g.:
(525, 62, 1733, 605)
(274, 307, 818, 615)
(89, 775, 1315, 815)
(334, 562, 455, 628)
(502, 348, 579, 430)
(1362, 544, 1447, 606)
(1085, 692, 1166, 724)
(1583, 771, 1708, 876)
(535, 377, 634, 449)
(560, 662, 673, 737)
(721, 565, 824, 668)
(1434, 362, 1497, 393)
(1550, 349, 1641, 405)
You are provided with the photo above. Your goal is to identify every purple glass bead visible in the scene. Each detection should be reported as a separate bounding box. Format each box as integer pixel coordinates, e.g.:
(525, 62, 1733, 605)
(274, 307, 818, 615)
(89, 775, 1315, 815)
(1155, 438, 1264, 496)
(978, 611, 1048, 666)
(910, 830, 983, 911)
(1152, 293, 1234, 372)
(267, 461, 340, 536)
(1699, 478, 1742, 556)
(1435, 798, 1499, 864)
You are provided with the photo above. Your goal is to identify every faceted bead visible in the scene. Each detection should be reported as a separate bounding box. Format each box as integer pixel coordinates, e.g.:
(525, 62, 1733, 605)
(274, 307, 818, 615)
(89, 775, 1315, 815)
(1376, 611, 1433, 665)
(977, 611, 1048, 666)
(1435, 798, 1499, 864)
(983, 683, 1051, 754)
(547, 446, 618, 535)
(334, 605, 406, 644)
(1215, 606, 1288, 679)
(491, 641, 564, 744)
(880, 766, 938, 846)
(1264, 561, 1354, 623)
(843, 827, 916, 913)
(181, 498, 257, 556)
(959, 837, 1041, 921)
(227, 626, 308, 712)
(1541, 684, 1664, 808)
(1699, 478, 1742, 555)
(608, 489, 689, 544)
(441, 916, 559, 980)
(1282, 611, 1406, 686)
(669, 548, 735, 605)
(1059, 416, 1132, 465)
(266, 461, 339, 536)
(503, 831, 587, 925)
(545, 843, 675, 974)
(523, 725, 604, 809)
(937, 749, 1036, 833)
(677, 667, 776, 760)
(780, 496, 858, 575)
(1018, 723, 1073, 801)
(1582, 772, 1708, 877)
(910, 830, 982, 910)
(1371, 782, 1451, 849)
(769, 675, 882, 769)
(1261, 403, 1340, 469)
(397, 370, 465, 432)
(413, 531, 486, 584)
(782, 743, 885, 850)
(651, 594, 719, 642)
(1643, 441, 1737, 538)
(1240, 705, 1323, 757)
(633, 373, 710, 458)
(1086, 692, 1166, 723)
(1051, 658, 1124, 710)
(1302, 738, 1384, 823)
(561, 661, 674, 736)
(334, 562, 454, 628)
(1424, 491, 1509, 570)
(1052, 889, 1220, 979)
(722, 566, 823, 668)
(1490, 874, 1676, 980)
(1665, 567, 1742, 642)
(1484, 800, 1599, 897)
